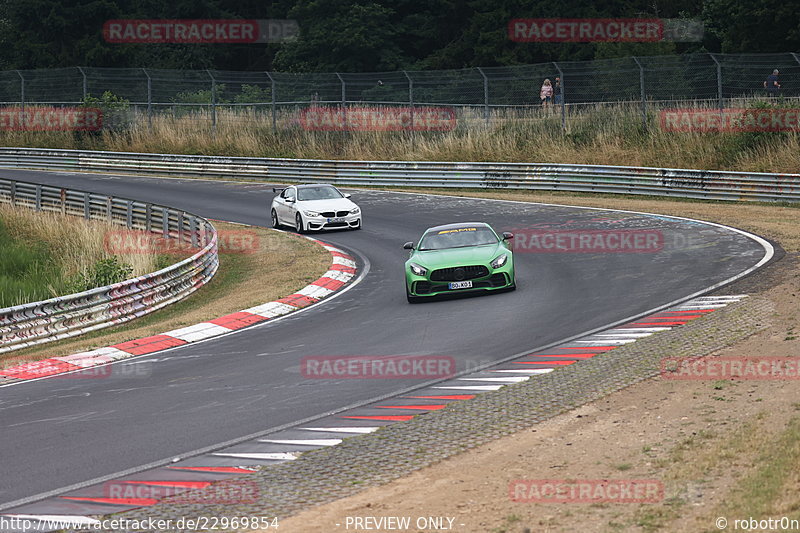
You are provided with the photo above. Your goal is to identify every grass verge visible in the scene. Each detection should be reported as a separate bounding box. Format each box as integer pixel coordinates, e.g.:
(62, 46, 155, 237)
(0, 203, 167, 307)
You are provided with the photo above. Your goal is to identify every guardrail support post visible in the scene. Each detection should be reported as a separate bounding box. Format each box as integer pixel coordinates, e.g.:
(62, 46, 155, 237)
(126, 200, 133, 229)
(190, 217, 198, 247)
(476, 67, 489, 125)
(61, 188, 66, 215)
(179, 212, 185, 243)
(143, 68, 152, 130)
(145, 204, 152, 232)
(10, 182, 16, 207)
(632, 57, 647, 129)
(710, 54, 723, 114)
(265, 71, 277, 133)
(553, 62, 566, 132)
(35, 185, 41, 211)
(83, 192, 90, 220)
(106, 196, 113, 222)
(162, 208, 169, 238)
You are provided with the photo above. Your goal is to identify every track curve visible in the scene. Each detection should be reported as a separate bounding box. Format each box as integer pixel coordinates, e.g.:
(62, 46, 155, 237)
(0, 169, 771, 508)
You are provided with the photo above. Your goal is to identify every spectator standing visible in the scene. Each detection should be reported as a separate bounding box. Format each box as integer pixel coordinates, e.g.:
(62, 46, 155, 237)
(554, 77, 562, 105)
(764, 69, 780, 96)
(540, 78, 554, 108)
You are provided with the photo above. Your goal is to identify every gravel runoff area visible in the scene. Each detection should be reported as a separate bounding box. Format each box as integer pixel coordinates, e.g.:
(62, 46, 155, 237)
(97, 288, 774, 532)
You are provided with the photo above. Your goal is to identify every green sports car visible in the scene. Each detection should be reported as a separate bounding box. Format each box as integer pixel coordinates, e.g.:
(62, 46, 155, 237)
(403, 222, 515, 303)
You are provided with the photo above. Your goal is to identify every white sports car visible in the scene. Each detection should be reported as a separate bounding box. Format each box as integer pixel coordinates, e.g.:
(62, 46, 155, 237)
(271, 184, 362, 233)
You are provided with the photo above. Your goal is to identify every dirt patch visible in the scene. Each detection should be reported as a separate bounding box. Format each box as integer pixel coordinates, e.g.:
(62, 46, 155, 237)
(278, 192, 800, 533)
(1, 222, 331, 367)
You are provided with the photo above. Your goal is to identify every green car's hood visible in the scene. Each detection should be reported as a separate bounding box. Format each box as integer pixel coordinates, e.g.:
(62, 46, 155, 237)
(410, 243, 506, 269)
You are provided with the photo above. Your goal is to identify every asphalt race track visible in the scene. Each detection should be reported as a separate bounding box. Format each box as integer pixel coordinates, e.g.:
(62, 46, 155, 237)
(0, 169, 771, 510)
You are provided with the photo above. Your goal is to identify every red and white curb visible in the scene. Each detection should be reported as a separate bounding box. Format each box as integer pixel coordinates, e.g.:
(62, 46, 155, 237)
(0, 295, 749, 530)
(0, 238, 357, 384)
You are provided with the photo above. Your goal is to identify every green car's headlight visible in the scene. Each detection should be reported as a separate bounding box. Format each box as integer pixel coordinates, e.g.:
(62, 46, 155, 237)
(491, 254, 508, 269)
(349, 207, 360, 214)
(409, 263, 427, 276)
(304, 210, 320, 217)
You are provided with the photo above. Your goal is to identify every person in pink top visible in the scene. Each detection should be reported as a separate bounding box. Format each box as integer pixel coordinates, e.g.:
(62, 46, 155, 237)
(540, 78, 554, 108)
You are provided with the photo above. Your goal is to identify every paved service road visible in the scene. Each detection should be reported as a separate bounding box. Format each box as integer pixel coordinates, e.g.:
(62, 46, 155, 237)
(0, 170, 770, 507)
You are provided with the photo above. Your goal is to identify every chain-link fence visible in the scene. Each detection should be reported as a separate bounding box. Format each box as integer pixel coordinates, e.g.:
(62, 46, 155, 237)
(0, 52, 798, 132)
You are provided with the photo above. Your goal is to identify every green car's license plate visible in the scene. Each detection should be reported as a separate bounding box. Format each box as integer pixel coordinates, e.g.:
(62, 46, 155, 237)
(448, 281, 473, 289)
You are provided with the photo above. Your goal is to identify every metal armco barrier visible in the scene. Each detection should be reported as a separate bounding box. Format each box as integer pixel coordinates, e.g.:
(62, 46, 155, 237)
(0, 177, 218, 354)
(0, 147, 798, 202)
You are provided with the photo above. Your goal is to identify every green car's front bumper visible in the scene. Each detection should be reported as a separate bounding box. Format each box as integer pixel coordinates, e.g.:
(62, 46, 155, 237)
(405, 260, 515, 298)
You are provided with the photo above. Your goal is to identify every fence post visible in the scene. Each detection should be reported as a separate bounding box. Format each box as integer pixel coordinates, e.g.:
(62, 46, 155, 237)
(15, 71, 24, 129)
(143, 68, 152, 130)
(403, 70, 415, 134)
(553, 62, 566, 132)
(207, 69, 217, 133)
(710, 54, 723, 113)
(265, 71, 277, 133)
(632, 57, 647, 129)
(336, 72, 347, 131)
(77, 66, 88, 101)
(476, 67, 489, 125)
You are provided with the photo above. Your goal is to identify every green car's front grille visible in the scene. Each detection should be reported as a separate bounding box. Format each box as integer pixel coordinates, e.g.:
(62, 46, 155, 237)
(413, 273, 508, 295)
(430, 265, 489, 282)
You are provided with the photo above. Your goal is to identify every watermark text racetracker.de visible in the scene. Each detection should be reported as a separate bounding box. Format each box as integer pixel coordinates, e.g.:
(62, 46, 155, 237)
(508, 18, 703, 42)
(0, 107, 102, 131)
(661, 108, 800, 133)
(104, 229, 266, 255)
(103, 19, 298, 43)
(510, 229, 664, 254)
(301, 355, 455, 379)
(299, 106, 456, 132)
(104, 478, 259, 504)
(662, 357, 800, 381)
(509, 479, 664, 503)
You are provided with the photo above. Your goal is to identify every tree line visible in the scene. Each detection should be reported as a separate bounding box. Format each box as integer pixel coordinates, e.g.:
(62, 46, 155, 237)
(0, 0, 797, 72)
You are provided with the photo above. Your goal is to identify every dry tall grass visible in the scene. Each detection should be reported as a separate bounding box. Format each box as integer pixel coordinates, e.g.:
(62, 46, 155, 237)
(0, 102, 798, 173)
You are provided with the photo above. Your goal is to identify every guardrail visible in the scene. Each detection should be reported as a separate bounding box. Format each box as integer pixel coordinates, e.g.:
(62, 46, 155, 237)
(0, 147, 798, 202)
(0, 177, 218, 354)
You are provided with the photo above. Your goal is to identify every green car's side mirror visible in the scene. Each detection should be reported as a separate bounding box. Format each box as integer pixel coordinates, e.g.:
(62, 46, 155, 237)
(403, 242, 414, 250)
(502, 232, 514, 240)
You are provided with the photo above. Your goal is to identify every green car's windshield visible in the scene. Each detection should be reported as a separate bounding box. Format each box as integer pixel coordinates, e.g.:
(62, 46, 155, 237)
(297, 185, 343, 201)
(418, 226, 498, 251)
